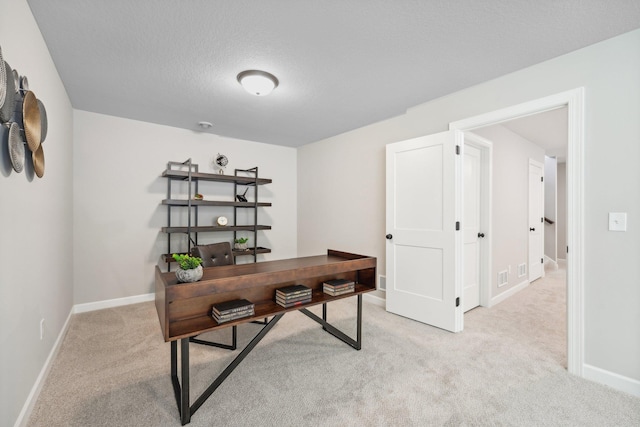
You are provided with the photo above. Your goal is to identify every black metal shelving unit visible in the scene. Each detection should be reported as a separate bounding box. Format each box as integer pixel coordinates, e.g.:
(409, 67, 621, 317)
(161, 159, 272, 270)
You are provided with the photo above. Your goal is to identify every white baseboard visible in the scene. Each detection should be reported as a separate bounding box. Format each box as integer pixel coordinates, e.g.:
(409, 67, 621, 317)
(488, 279, 529, 307)
(364, 293, 386, 308)
(14, 309, 73, 427)
(583, 364, 640, 398)
(16, 292, 155, 425)
(544, 255, 558, 270)
(73, 292, 155, 314)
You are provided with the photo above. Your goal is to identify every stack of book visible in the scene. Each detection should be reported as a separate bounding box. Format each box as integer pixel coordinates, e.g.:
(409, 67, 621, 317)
(275, 284, 312, 308)
(211, 299, 255, 323)
(323, 279, 355, 296)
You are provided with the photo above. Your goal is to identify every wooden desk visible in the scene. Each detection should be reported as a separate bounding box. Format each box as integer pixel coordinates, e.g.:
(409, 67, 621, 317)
(155, 250, 376, 425)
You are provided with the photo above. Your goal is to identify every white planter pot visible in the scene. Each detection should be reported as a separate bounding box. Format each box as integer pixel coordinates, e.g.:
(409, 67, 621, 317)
(234, 242, 248, 251)
(175, 265, 203, 283)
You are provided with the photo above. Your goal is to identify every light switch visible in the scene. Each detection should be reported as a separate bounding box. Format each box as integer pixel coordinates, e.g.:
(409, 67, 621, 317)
(608, 212, 627, 231)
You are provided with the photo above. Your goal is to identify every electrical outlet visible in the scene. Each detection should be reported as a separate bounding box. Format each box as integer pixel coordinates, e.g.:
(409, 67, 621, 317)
(40, 318, 45, 340)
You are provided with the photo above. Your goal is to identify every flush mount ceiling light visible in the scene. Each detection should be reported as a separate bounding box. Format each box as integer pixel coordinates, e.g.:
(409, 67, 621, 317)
(198, 121, 213, 130)
(237, 70, 279, 96)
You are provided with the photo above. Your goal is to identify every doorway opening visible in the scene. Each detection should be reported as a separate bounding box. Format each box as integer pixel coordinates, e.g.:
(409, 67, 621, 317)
(449, 88, 585, 376)
(461, 108, 568, 369)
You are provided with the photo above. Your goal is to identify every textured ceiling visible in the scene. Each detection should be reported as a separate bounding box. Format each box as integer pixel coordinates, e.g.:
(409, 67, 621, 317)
(26, 0, 640, 147)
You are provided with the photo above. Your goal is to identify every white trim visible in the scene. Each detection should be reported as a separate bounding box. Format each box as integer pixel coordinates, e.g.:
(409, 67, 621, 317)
(454, 130, 465, 332)
(583, 364, 640, 398)
(73, 292, 155, 314)
(14, 309, 73, 427)
(529, 158, 545, 281)
(449, 87, 585, 377)
(463, 132, 493, 308)
(488, 279, 529, 307)
(544, 255, 559, 271)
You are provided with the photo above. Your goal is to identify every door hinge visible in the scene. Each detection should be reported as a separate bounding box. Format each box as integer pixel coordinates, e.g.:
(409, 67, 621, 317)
(456, 221, 460, 230)
(541, 258, 544, 264)
(456, 145, 460, 155)
(455, 297, 460, 307)
(541, 176, 544, 182)
(567, 246, 569, 253)
(541, 217, 543, 223)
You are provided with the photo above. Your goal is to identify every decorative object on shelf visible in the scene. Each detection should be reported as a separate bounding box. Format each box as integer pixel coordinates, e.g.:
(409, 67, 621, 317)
(234, 237, 249, 251)
(216, 216, 228, 226)
(236, 187, 249, 202)
(172, 253, 203, 283)
(194, 193, 203, 200)
(237, 70, 279, 96)
(214, 153, 228, 174)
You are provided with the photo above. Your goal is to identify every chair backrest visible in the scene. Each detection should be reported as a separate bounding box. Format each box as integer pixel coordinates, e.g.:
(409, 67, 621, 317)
(191, 242, 235, 267)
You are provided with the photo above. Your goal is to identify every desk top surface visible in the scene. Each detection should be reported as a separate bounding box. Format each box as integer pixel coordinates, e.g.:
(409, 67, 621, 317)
(157, 250, 376, 288)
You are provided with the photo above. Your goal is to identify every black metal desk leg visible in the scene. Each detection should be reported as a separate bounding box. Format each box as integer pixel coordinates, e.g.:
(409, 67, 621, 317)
(356, 294, 362, 346)
(299, 294, 363, 350)
(189, 325, 237, 350)
(322, 303, 327, 331)
(180, 338, 190, 425)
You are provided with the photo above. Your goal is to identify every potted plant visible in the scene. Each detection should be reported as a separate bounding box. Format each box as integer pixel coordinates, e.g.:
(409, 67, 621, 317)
(173, 253, 203, 283)
(234, 237, 249, 251)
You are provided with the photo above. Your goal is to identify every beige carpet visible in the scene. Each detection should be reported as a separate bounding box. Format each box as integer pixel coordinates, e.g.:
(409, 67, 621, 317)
(29, 266, 640, 426)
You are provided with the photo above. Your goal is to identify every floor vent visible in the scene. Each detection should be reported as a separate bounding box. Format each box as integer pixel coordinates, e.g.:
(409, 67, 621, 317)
(497, 270, 508, 287)
(518, 263, 527, 278)
(378, 275, 386, 292)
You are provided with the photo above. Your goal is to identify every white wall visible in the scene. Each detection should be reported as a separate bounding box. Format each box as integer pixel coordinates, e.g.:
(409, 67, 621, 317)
(472, 125, 545, 296)
(298, 29, 640, 386)
(0, 0, 74, 424)
(73, 111, 297, 304)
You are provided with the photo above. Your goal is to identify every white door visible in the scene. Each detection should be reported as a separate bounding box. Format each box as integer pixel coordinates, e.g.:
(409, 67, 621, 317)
(528, 159, 544, 282)
(386, 130, 463, 333)
(463, 145, 481, 312)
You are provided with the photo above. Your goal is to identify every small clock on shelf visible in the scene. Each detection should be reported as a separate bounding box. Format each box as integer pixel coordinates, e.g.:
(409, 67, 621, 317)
(214, 153, 228, 174)
(216, 216, 228, 226)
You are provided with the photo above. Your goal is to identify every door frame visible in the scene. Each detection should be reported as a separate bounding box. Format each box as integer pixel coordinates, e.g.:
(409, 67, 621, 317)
(463, 132, 493, 308)
(528, 158, 545, 282)
(449, 87, 585, 377)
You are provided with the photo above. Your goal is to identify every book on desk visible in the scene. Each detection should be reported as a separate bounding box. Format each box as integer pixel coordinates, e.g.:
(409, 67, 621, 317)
(275, 284, 312, 308)
(211, 299, 255, 323)
(323, 278, 355, 296)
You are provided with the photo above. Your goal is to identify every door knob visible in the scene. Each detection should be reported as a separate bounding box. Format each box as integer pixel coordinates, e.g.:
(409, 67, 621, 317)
(477, 232, 485, 238)
(530, 227, 535, 232)
(386, 234, 393, 240)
